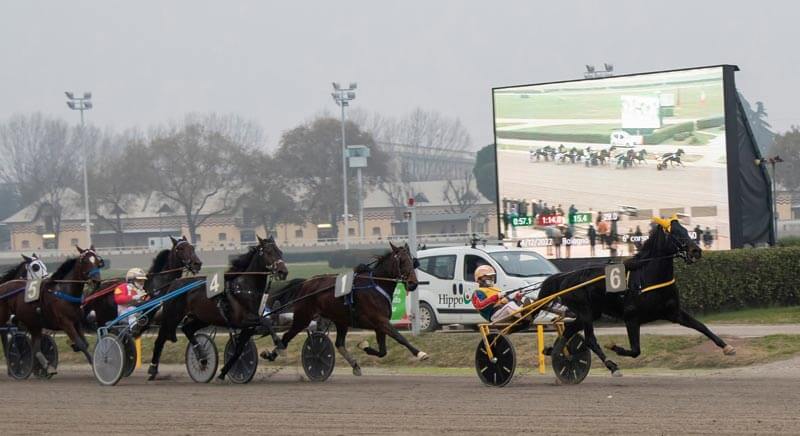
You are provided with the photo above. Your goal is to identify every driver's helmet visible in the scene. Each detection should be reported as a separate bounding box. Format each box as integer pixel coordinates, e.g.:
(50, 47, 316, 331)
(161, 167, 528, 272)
(474, 265, 496, 286)
(125, 268, 147, 287)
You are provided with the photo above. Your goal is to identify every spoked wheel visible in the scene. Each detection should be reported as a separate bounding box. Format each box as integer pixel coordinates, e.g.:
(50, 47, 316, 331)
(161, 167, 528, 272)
(32, 334, 59, 379)
(552, 333, 592, 385)
(186, 332, 218, 383)
(93, 334, 126, 386)
(301, 331, 335, 382)
(474, 333, 516, 387)
(6, 332, 33, 380)
(223, 337, 258, 384)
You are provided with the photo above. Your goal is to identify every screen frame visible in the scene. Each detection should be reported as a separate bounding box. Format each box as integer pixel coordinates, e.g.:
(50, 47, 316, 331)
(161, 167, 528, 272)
(491, 64, 744, 248)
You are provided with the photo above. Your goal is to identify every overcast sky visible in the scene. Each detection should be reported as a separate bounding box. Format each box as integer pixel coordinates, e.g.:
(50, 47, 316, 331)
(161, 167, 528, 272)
(1, 1, 797, 149)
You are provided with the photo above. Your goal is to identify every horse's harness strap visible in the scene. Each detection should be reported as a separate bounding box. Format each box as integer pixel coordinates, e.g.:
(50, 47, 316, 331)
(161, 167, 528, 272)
(640, 278, 676, 294)
(0, 287, 26, 301)
(52, 290, 84, 304)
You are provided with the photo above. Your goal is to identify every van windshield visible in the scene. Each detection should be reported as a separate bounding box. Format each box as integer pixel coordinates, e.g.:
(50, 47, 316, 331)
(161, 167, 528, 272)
(489, 251, 558, 277)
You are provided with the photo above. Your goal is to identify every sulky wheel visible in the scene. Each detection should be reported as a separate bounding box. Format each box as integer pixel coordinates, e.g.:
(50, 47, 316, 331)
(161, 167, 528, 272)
(552, 333, 592, 385)
(120, 334, 137, 378)
(6, 331, 33, 380)
(474, 333, 516, 387)
(223, 337, 258, 384)
(301, 331, 335, 382)
(32, 334, 59, 379)
(93, 334, 126, 386)
(186, 332, 218, 383)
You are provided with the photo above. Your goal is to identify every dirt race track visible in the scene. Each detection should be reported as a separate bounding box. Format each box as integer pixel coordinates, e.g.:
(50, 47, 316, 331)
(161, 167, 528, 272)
(1, 365, 799, 435)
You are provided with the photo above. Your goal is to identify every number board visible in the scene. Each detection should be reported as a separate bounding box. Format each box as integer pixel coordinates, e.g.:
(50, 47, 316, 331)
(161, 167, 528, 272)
(601, 212, 619, 221)
(334, 271, 354, 298)
(569, 212, 592, 225)
(24, 279, 42, 303)
(510, 216, 533, 227)
(205, 273, 223, 299)
(605, 264, 627, 293)
(536, 214, 565, 226)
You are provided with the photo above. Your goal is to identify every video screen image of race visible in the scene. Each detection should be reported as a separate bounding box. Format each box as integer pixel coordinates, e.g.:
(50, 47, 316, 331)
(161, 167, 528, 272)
(494, 66, 730, 258)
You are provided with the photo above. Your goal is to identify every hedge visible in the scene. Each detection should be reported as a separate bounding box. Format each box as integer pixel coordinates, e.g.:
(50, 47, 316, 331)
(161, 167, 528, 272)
(778, 236, 800, 247)
(696, 116, 725, 130)
(643, 121, 695, 145)
(496, 131, 610, 144)
(675, 247, 800, 313)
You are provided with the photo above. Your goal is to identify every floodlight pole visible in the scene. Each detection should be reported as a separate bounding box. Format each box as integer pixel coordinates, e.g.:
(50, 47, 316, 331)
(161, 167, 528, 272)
(407, 198, 420, 335)
(332, 83, 357, 249)
(66, 92, 93, 247)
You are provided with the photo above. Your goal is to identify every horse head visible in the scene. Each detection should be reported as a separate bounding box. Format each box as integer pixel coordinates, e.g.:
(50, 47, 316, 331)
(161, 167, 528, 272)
(651, 216, 702, 264)
(170, 235, 203, 274)
(256, 235, 288, 280)
(75, 245, 104, 284)
(23, 253, 48, 280)
(386, 242, 419, 292)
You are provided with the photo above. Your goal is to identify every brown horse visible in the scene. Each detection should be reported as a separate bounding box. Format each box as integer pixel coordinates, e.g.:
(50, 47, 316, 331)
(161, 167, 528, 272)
(82, 236, 203, 331)
(262, 242, 427, 376)
(146, 235, 287, 381)
(0, 246, 105, 376)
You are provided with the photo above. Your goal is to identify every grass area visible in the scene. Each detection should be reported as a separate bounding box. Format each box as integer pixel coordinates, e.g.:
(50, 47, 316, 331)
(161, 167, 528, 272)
(699, 306, 800, 324)
(11, 332, 800, 372)
(515, 123, 621, 135)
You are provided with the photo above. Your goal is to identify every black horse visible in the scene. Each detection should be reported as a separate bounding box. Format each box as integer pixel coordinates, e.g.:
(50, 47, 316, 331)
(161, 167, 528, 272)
(538, 216, 734, 376)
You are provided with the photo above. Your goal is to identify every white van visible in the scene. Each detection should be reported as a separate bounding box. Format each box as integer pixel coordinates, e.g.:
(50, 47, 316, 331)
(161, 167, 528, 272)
(414, 245, 559, 331)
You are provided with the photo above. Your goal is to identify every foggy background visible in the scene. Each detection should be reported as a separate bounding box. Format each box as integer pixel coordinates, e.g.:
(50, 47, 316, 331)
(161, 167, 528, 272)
(1, 0, 797, 147)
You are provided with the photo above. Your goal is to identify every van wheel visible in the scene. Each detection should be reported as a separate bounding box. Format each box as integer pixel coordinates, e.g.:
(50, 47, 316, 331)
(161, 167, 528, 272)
(419, 302, 439, 332)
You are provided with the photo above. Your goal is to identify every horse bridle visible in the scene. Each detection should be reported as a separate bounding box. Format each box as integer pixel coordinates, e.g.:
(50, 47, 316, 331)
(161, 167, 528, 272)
(173, 239, 198, 272)
(79, 248, 104, 280)
(256, 240, 285, 275)
(25, 258, 48, 280)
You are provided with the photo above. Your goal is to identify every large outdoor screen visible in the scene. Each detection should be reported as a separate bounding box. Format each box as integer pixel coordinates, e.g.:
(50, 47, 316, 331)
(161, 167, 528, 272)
(493, 66, 731, 259)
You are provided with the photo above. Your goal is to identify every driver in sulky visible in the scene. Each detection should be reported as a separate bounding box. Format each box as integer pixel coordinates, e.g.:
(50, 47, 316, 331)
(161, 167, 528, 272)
(471, 265, 573, 324)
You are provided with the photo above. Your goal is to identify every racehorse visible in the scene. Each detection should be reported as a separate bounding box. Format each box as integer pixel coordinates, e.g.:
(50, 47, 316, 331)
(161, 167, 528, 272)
(0, 247, 105, 375)
(146, 235, 287, 381)
(633, 149, 648, 165)
(261, 242, 427, 376)
(0, 255, 50, 363)
(82, 235, 203, 331)
(537, 216, 733, 377)
(659, 148, 685, 168)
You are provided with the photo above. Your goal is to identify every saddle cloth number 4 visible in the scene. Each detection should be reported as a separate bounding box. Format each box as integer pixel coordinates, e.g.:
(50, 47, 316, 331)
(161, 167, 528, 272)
(205, 273, 223, 299)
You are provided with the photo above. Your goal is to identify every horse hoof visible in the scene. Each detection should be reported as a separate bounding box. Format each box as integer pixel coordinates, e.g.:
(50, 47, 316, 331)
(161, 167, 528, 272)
(217, 373, 226, 381)
(416, 351, 429, 361)
(353, 366, 362, 376)
(260, 350, 276, 361)
(611, 370, 623, 378)
(723, 345, 736, 356)
(357, 340, 369, 350)
(605, 343, 616, 351)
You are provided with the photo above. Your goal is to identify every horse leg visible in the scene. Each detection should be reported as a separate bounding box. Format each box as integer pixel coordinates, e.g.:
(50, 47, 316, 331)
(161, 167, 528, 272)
(218, 327, 255, 381)
(575, 322, 621, 376)
(359, 330, 387, 357)
(380, 322, 428, 361)
(261, 308, 313, 361)
(61, 321, 92, 365)
(148, 321, 177, 380)
(334, 324, 361, 376)
(29, 330, 54, 375)
(182, 318, 210, 365)
(672, 308, 735, 355)
(609, 320, 642, 358)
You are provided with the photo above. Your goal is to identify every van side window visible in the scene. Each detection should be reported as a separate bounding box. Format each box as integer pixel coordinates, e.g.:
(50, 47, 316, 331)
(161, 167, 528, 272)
(463, 255, 491, 282)
(417, 255, 456, 280)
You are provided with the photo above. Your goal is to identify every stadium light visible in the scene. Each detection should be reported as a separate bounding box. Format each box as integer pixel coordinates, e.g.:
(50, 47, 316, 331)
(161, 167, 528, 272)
(65, 90, 94, 246)
(331, 81, 358, 249)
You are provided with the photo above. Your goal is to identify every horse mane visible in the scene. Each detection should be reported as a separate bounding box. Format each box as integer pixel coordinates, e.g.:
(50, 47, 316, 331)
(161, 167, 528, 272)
(148, 249, 172, 274)
(51, 258, 79, 280)
(355, 250, 392, 274)
(228, 247, 258, 273)
(0, 261, 25, 282)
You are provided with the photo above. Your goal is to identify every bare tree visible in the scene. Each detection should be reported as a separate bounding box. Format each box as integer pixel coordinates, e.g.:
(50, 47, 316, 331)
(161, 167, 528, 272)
(0, 113, 80, 247)
(442, 172, 480, 214)
(378, 179, 415, 220)
(184, 112, 267, 150)
(144, 120, 248, 243)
